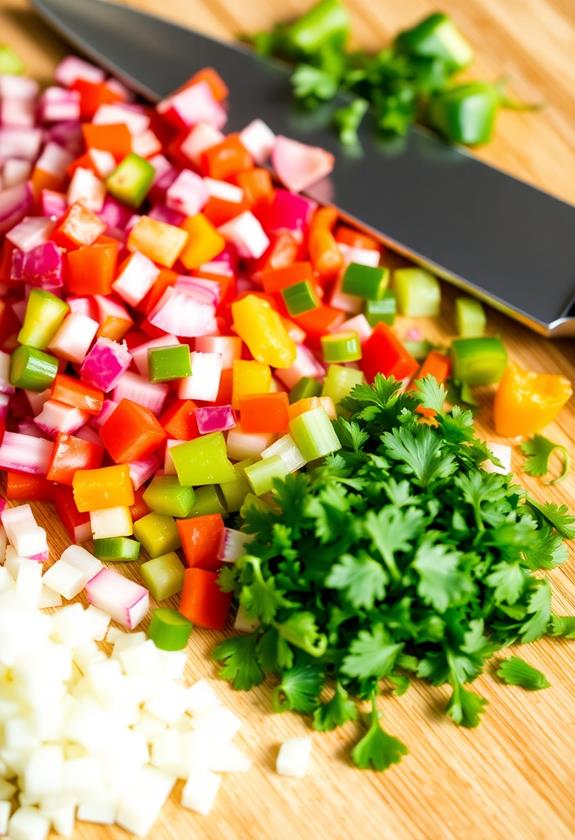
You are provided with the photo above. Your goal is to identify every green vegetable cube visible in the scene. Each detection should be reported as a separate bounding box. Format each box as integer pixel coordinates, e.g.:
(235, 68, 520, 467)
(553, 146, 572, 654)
(140, 552, 184, 601)
(133, 512, 181, 558)
(289, 407, 341, 461)
(281, 281, 320, 316)
(0, 45, 25, 75)
(289, 377, 322, 404)
(244, 456, 286, 496)
(10, 345, 58, 391)
(321, 331, 361, 363)
(171, 433, 236, 486)
(17, 289, 69, 349)
(365, 291, 396, 326)
(143, 475, 195, 518)
(394, 268, 441, 317)
(321, 364, 364, 407)
(148, 345, 192, 382)
(451, 337, 507, 386)
(106, 153, 155, 208)
(149, 607, 192, 651)
(186, 485, 227, 517)
(455, 297, 486, 338)
(93, 537, 141, 562)
(219, 459, 254, 512)
(342, 263, 389, 300)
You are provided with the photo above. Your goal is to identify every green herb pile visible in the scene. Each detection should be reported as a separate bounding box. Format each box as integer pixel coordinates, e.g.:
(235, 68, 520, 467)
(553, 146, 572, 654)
(214, 376, 575, 771)
(247, 0, 535, 147)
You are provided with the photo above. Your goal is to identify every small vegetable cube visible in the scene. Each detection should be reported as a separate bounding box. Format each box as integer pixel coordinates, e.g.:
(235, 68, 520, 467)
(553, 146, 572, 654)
(149, 344, 192, 382)
(73, 464, 134, 512)
(231, 359, 272, 409)
(133, 512, 181, 557)
(149, 607, 192, 651)
(106, 152, 155, 207)
(276, 737, 312, 778)
(394, 267, 441, 317)
(143, 475, 196, 518)
(140, 552, 184, 601)
(171, 433, 236, 486)
(177, 514, 224, 570)
(342, 263, 389, 300)
(90, 505, 133, 539)
(127, 216, 189, 268)
(180, 568, 232, 629)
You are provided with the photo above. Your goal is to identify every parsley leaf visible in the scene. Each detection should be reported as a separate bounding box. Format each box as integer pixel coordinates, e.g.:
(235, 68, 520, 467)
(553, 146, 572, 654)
(496, 656, 550, 690)
(519, 581, 552, 643)
(446, 681, 487, 728)
(275, 611, 328, 657)
(272, 659, 325, 713)
(383, 425, 456, 486)
(213, 635, 264, 690)
(238, 555, 292, 623)
(326, 552, 387, 609)
(548, 615, 575, 639)
(351, 697, 408, 770)
(413, 541, 473, 613)
(485, 562, 525, 605)
(521, 434, 569, 484)
(528, 501, 575, 539)
(313, 682, 358, 731)
(342, 625, 403, 679)
(364, 506, 424, 581)
(413, 375, 448, 414)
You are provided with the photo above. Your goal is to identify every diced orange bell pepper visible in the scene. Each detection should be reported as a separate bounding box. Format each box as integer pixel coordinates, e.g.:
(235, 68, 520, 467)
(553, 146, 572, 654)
(262, 261, 315, 294)
(99, 398, 167, 463)
(236, 168, 273, 208)
(288, 396, 336, 421)
(293, 305, 345, 344)
(335, 224, 380, 251)
(187, 67, 229, 101)
(179, 214, 225, 270)
(46, 433, 104, 485)
(493, 363, 572, 437)
(66, 241, 119, 295)
(73, 464, 134, 512)
(52, 202, 107, 249)
(202, 195, 249, 228)
(127, 216, 189, 268)
(239, 392, 290, 433)
(200, 134, 253, 180)
(5, 471, 55, 502)
(177, 514, 224, 570)
(308, 206, 343, 281)
(31, 166, 65, 195)
(51, 374, 104, 415)
(138, 268, 178, 315)
(82, 123, 132, 159)
(213, 368, 234, 406)
(179, 568, 231, 629)
(160, 399, 200, 440)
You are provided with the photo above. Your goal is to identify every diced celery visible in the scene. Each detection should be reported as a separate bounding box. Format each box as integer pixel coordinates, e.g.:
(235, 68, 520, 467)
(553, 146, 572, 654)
(451, 337, 507, 386)
(93, 537, 141, 562)
(17, 289, 69, 349)
(10, 346, 58, 391)
(321, 331, 361, 363)
(281, 281, 320, 316)
(140, 552, 184, 601)
(149, 344, 192, 382)
(219, 459, 254, 512)
(143, 475, 195, 518)
(394, 268, 441, 317)
(0, 45, 25, 75)
(149, 607, 192, 651)
(321, 364, 364, 407)
(289, 407, 341, 461)
(365, 290, 396, 326)
(244, 456, 286, 496)
(239, 492, 274, 522)
(455, 297, 486, 338)
(171, 433, 236, 486)
(289, 377, 321, 403)
(187, 485, 227, 517)
(133, 512, 181, 558)
(106, 153, 155, 208)
(342, 263, 389, 300)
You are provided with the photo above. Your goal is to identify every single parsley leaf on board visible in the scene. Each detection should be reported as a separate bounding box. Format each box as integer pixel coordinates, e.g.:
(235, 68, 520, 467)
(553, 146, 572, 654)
(520, 434, 570, 484)
(548, 615, 575, 639)
(272, 659, 325, 713)
(275, 611, 328, 657)
(413, 541, 473, 613)
(485, 562, 525, 605)
(213, 635, 264, 691)
(326, 552, 387, 609)
(351, 698, 408, 771)
(446, 681, 487, 728)
(313, 682, 358, 731)
(528, 500, 575, 540)
(341, 625, 403, 679)
(519, 580, 552, 643)
(496, 656, 550, 690)
(382, 425, 456, 486)
(413, 375, 448, 414)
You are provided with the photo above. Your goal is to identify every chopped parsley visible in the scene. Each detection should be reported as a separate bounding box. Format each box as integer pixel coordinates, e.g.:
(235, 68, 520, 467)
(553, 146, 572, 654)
(520, 434, 570, 484)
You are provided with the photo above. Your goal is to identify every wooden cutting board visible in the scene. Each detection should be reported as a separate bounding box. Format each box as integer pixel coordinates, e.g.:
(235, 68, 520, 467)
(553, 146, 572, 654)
(1, 2, 574, 839)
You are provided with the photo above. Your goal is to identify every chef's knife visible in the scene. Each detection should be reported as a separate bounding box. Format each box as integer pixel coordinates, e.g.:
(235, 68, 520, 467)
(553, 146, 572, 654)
(31, 0, 575, 337)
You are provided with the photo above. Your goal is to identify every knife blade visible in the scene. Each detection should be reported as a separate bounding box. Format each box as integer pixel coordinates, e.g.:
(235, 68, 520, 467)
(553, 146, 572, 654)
(31, 0, 575, 337)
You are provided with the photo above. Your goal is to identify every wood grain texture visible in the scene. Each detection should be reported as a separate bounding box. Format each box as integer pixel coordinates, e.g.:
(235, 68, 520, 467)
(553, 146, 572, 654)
(1, 1, 574, 839)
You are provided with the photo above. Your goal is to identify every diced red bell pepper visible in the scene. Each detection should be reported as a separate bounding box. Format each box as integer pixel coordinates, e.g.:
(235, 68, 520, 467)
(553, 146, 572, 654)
(262, 261, 316, 294)
(130, 486, 151, 522)
(0, 299, 20, 345)
(177, 514, 224, 571)
(99, 398, 167, 463)
(46, 432, 105, 485)
(200, 134, 253, 180)
(51, 374, 104, 415)
(5, 471, 56, 502)
(66, 241, 119, 295)
(160, 399, 200, 441)
(361, 323, 419, 383)
(293, 305, 345, 344)
(53, 485, 91, 542)
(180, 568, 231, 629)
(71, 78, 125, 119)
(202, 196, 250, 228)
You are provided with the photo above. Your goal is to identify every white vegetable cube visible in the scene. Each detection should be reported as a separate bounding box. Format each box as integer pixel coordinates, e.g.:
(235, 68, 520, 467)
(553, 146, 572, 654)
(150, 729, 184, 771)
(60, 545, 102, 582)
(484, 442, 512, 475)
(11, 525, 48, 559)
(83, 605, 111, 640)
(190, 707, 241, 742)
(158, 649, 187, 680)
(5, 545, 25, 579)
(24, 745, 64, 799)
(218, 211, 269, 259)
(67, 166, 105, 211)
(37, 586, 63, 608)
(90, 506, 133, 539)
(41, 559, 88, 600)
(62, 756, 104, 797)
(226, 429, 276, 461)
(181, 769, 221, 816)
(77, 794, 117, 825)
(0, 780, 16, 799)
(0, 801, 11, 834)
(48, 312, 99, 364)
(86, 568, 149, 629)
(145, 681, 189, 724)
(178, 351, 223, 402)
(116, 767, 175, 837)
(262, 434, 307, 474)
(16, 558, 43, 606)
(239, 118, 275, 163)
(8, 807, 51, 840)
(207, 741, 251, 773)
(276, 737, 312, 778)
(185, 679, 222, 715)
(39, 798, 75, 838)
(166, 168, 208, 216)
(112, 251, 160, 307)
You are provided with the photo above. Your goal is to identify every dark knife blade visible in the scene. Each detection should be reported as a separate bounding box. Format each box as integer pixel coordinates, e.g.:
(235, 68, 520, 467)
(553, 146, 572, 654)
(31, 0, 575, 337)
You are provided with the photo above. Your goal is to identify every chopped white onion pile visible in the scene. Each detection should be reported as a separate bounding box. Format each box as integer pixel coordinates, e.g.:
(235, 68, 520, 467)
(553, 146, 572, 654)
(0, 506, 250, 838)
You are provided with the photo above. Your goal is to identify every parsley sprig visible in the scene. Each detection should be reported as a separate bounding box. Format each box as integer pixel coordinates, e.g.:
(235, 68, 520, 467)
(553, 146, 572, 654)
(213, 376, 575, 771)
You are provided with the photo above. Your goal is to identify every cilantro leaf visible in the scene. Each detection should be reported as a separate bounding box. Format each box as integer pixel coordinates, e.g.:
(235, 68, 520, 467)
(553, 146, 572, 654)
(485, 562, 525, 605)
(446, 682, 487, 728)
(413, 375, 448, 414)
(313, 682, 358, 731)
(272, 659, 325, 713)
(496, 656, 550, 690)
(519, 580, 552, 643)
(275, 611, 328, 657)
(413, 541, 474, 613)
(364, 506, 424, 581)
(341, 625, 403, 679)
(326, 552, 387, 609)
(548, 615, 575, 639)
(238, 555, 292, 623)
(213, 635, 264, 690)
(521, 434, 569, 484)
(292, 63, 339, 102)
(257, 628, 293, 673)
(383, 425, 456, 486)
(528, 501, 575, 539)
(333, 98, 369, 146)
(351, 699, 408, 770)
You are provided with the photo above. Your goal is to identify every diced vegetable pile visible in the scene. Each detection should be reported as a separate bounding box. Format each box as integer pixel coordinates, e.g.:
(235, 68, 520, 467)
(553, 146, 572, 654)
(0, 41, 573, 802)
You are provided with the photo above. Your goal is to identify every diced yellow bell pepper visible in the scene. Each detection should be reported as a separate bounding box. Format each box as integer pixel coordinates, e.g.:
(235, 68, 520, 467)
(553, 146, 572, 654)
(73, 464, 135, 513)
(231, 294, 296, 369)
(127, 216, 189, 268)
(493, 363, 572, 437)
(231, 359, 271, 409)
(179, 213, 225, 270)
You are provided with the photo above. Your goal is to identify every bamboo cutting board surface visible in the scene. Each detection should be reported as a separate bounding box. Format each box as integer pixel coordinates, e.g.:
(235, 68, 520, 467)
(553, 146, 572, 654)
(1, 1, 575, 839)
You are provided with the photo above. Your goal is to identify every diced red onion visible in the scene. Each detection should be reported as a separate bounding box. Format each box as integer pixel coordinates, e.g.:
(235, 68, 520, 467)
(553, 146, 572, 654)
(195, 404, 235, 435)
(195, 335, 242, 369)
(98, 195, 133, 231)
(46, 120, 83, 155)
(80, 338, 132, 392)
(166, 169, 208, 217)
(2, 158, 32, 188)
(329, 273, 363, 315)
(85, 568, 149, 629)
(148, 203, 186, 227)
(112, 251, 160, 307)
(0, 75, 39, 100)
(180, 122, 223, 165)
(0, 431, 54, 474)
(35, 399, 89, 435)
(178, 351, 223, 402)
(92, 399, 119, 429)
(174, 276, 220, 305)
(10, 241, 64, 288)
(147, 288, 217, 338)
(157, 81, 226, 130)
(54, 55, 105, 87)
(94, 294, 133, 331)
(239, 119, 275, 164)
(67, 167, 105, 212)
(330, 314, 373, 344)
(0, 350, 16, 395)
(0, 127, 43, 162)
(38, 86, 81, 123)
(23, 388, 51, 415)
(275, 344, 325, 389)
(35, 142, 74, 179)
(131, 130, 162, 159)
(272, 135, 335, 193)
(89, 148, 116, 179)
(0, 98, 35, 128)
(218, 211, 269, 259)
(129, 454, 161, 490)
(262, 189, 316, 240)
(112, 371, 168, 415)
(40, 188, 67, 217)
(204, 178, 243, 203)
(93, 103, 150, 135)
(219, 528, 252, 564)
(48, 311, 99, 363)
(0, 181, 34, 234)
(7, 216, 55, 252)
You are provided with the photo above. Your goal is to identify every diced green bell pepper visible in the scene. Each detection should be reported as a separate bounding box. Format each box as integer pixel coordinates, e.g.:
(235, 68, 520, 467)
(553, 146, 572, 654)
(281, 281, 320, 316)
(148, 344, 192, 382)
(395, 12, 474, 71)
(106, 153, 155, 208)
(321, 364, 364, 407)
(428, 82, 500, 146)
(342, 263, 389, 300)
(394, 268, 441, 317)
(143, 475, 195, 518)
(321, 331, 361, 363)
(365, 290, 396, 326)
(451, 336, 507, 386)
(10, 345, 58, 391)
(186, 485, 227, 517)
(284, 0, 349, 54)
(0, 45, 25, 75)
(219, 459, 254, 512)
(171, 433, 236, 486)
(289, 377, 322, 403)
(93, 537, 141, 562)
(455, 297, 486, 338)
(17, 289, 69, 349)
(133, 512, 181, 558)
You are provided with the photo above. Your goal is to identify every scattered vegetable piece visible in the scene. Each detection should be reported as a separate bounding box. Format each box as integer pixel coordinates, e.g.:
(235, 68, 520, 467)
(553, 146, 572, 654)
(496, 656, 550, 690)
(494, 364, 572, 437)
